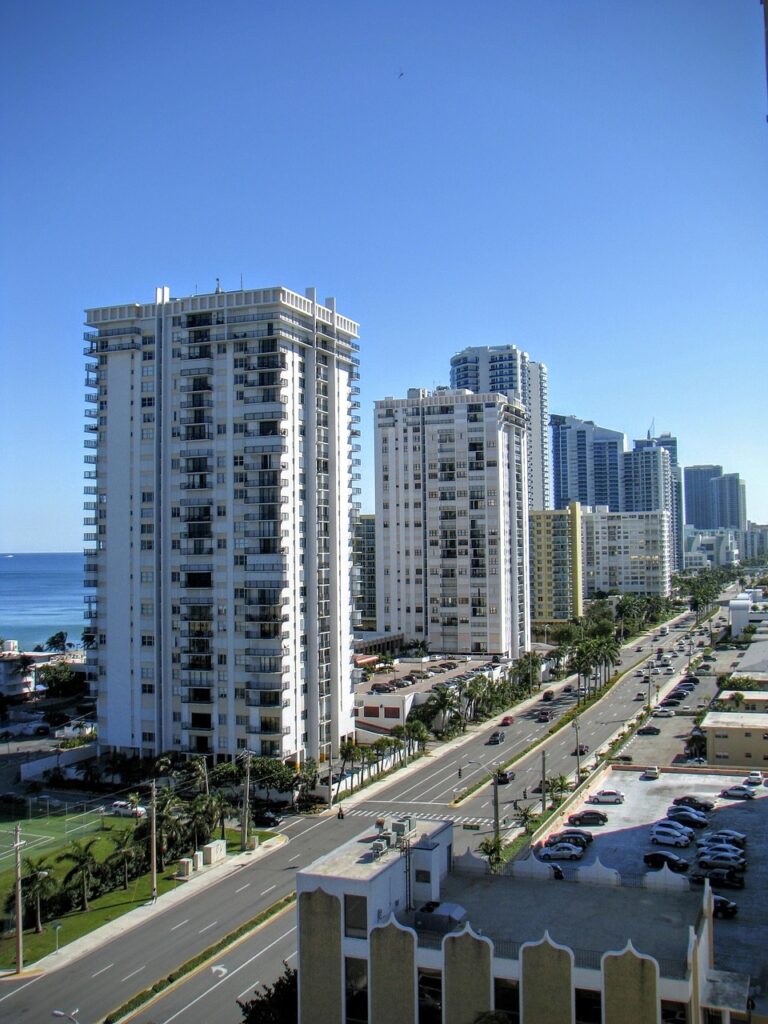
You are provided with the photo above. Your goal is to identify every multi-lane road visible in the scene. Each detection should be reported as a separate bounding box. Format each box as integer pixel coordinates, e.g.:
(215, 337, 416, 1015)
(0, 606, 728, 1023)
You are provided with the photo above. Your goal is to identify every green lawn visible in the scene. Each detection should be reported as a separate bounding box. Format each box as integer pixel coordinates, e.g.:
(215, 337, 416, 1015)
(0, 821, 277, 970)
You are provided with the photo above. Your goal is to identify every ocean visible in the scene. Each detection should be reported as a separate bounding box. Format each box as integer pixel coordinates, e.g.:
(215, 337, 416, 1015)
(0, 552, 85, 652)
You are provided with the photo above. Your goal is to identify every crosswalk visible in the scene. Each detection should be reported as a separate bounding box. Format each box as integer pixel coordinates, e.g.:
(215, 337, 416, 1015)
(342, 806, 494, 828)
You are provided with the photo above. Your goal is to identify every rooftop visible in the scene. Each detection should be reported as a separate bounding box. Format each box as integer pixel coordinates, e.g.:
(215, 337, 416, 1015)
(701, 711, 768, 729)
(299, 819, 447, 883)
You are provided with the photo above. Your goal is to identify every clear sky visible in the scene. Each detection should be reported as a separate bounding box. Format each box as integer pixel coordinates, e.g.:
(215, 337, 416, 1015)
(1, 0, 766, 552)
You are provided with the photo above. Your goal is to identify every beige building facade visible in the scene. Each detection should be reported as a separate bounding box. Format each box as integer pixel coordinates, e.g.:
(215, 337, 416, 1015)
(529, 502, 583, 628)
(702, 710, 768, 768)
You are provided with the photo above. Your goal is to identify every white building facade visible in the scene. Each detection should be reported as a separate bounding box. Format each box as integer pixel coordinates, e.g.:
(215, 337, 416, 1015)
(450, 345, 551, 510)
(84, 284, 360, 765)
(581, 506, 671, 597)
(375, 388, 530, 657)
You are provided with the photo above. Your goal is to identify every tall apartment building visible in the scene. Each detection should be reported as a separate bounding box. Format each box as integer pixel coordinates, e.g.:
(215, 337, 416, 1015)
(354, 514, 377, 631)
(550, 415, 626, 511)
(450, 345, 551, 510)
(633, 433, 684, 571)
(623, 443, 682, 573)
(581, 507, 671, 597)
(684, 464, 722, 528)
(84, 284, 360, 765)
(374, 388, 530, 657)
(529, 502, 583, 628)
(712, 472, 747, 532)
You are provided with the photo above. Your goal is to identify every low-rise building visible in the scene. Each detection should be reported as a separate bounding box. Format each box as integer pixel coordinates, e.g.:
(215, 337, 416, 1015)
(701, 710, 768, 767)
(296, 819, 749, 1024)
(729, 589, 768, 639)
(718, 690, 768, 713)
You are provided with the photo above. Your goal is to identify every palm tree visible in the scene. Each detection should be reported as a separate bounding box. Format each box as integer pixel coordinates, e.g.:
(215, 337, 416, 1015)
(22, 855, 55, 933)
(209, 789, 236, 840)
(546, 774, 571, 806)
(57, 838, 99, 911)
(429, 687, 460, 734)
(185, 793, 215, 851)
(108, 829, 137, 890)
(154, 787, 183, 871)
(103, 750, 127, 784)
(45, 631, 69, 653)
(75, 759, 102, 790)
(405, 719, 430, 755)
(515, 804, 539, 834)
(372, 737, 391, 773)
(478, 834, 505, 872)
(390, 725, 408, 764)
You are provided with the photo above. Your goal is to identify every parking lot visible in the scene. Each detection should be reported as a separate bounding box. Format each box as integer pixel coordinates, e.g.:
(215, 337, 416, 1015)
(537, 767, 768, 993)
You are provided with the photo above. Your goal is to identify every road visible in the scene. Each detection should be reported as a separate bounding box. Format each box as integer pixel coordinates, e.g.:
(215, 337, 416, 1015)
(0, 607, 728, 1023)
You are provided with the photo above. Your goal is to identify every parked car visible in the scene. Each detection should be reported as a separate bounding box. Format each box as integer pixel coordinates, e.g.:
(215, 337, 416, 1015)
(643, 766, 660, 780)
(637, 725, 661, 736)
(698, 853, 746, 872)
(657, 819, 695, 838)
(557, 828, 593, 845)
(700, 830, 746, 847)
(745, 771, 764, 786)
(487, 730, 506, 745)
(545, 832, 590, 849)
(589, 789, 625, 804)
(690, 868, 744, 889)
(568, 810, 607, 827)
(666, 810, 708, 829)
(720, 786, 756, 800)
(539, 842, 584, 861)
(643, 851, 689, 873)
(251, 810, 285, 828)
(672, 795, 715, 812)
(712, 895, 739, 918)
(652, 708, 675, 718)
(571, 744, 590, 756)
(697, 843, 745, 860)
(111, 800, 147, 819)
(650, 827, 690, 848)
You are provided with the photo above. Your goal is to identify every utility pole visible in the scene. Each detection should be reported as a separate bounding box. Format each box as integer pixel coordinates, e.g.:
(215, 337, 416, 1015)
(540, 749, 547, 815)
(150, 780, 157, 901)
(14, 822, 25, 974)
(492, 771, 500, 843)
(328, 756, 334, 811)
(241, 752, 251, 851)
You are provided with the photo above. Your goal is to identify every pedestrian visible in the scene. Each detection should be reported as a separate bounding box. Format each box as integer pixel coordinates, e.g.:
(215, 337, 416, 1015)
(151, 886, 157, 904)
(337, 806, 345, 820)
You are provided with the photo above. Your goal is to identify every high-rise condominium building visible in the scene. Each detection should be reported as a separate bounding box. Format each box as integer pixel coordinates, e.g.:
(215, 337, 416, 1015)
(550, 415, 626, 512)
(711, 472, 747, 532)
(683, 465, 722, 529)
(84, 284, 360, 765)
(529, 502, 583, 628)
(633, 433, 683, 571)
(354, 514, 377, 631)
(375, 388, 530, 657)
(450, 345, 551, 510)
(623, 444, 681, 572)
(581, 507, 671, 597)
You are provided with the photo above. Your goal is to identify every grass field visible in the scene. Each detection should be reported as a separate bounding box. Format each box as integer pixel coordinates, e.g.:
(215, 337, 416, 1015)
(0, 823, 276, 970)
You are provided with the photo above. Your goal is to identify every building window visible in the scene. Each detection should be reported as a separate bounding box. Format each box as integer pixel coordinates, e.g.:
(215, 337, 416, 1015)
(494, 978, 519, 1023)
(345, 957, 368, 1024)
(343, 893, 367, 939)
(415, 869, 431, 884)
(141, 732, 155, 743)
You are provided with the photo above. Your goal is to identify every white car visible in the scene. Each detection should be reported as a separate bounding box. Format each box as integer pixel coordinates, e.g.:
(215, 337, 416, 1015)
(539, 842, 584, 861)
(589, 789, 625, 804)
(650, 827, 690, 848)
(720, 786, 756, 800)
(657, 819, 694, 837)
(652, 708, 675, 718)
(745, 771, 763, 786)
(111, 800, 147, 818)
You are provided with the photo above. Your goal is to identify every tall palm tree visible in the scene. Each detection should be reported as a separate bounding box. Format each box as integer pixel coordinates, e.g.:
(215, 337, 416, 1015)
(154, 787, 183, 872)
(390, 725, 408, 764)
(405, 719, 430, 755)
(108, 829, 137, 890)
(429, 687, 460, 734)
(185, 793, 215, 852)
(22, 855, 55, 933)
(57, 838, 99, 912)
(209, 789, 236, 840)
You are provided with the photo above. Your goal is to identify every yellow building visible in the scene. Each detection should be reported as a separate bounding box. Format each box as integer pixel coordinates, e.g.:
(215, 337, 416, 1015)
(702, 710, 768, 768)
(529, 501, 583, 630)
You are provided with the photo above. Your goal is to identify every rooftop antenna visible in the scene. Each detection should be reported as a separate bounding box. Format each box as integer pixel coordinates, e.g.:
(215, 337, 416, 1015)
(647, 417, 655, 441)
(215, 277, 222, 294)
(240, 272, 243, 290)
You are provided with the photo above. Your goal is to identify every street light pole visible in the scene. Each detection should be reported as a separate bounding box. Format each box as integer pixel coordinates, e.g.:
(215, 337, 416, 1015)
(14, 822, 25, 974)
(572, 718, 581, 787)
(150, 779, 157, 902)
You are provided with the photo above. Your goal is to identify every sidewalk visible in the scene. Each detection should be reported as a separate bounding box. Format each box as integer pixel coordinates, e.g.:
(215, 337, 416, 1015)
(8, 834, 287, 976)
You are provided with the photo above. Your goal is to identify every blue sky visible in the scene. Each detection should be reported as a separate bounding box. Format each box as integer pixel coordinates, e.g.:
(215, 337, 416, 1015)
(1, 0, 766, 552)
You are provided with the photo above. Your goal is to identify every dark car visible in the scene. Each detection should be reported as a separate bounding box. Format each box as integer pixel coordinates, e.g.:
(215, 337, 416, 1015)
(568, 810, 608, 827)
(571, 744, 589, 756)
(643, 851, 689, 873)
(712, 895, 738, 919)
(487, 730, 506, 745)
(682, 676, 700, 685)
(251, 811, 284, 828)
(673, 795, 715, 813)
(496, 769, 515, 784)
(541, 690, 555, 702)
(690, 868, 745, 890)
(667, 810, 708, 829)
(638, 725, 661, 736)
(558, 828, 593, 845)
(545, 831, 590, 849)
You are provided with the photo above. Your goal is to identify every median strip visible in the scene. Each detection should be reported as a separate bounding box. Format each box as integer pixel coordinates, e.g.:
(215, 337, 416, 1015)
(103, 892, 296, 1024)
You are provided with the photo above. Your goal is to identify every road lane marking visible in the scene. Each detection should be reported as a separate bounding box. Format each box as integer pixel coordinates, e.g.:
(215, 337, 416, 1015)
(91, 963, 114, 977)
(154, 926, 297, 1024)
(0, 975, 42, 1004)
(288, 853, 300, 862)
(121, 965, 146, 982)
(260, 885, 276, 896)
(170, 919, 189, 931)
(198, 921, 218, 934)
(235, 882, 251, 893)
(285, 950, 297, 961)
(237, 980, 260, 1001)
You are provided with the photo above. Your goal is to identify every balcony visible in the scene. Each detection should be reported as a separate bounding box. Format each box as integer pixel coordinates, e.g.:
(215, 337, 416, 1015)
(181, 656, 213, 671)
(246, 723, 290, 736)
(181, 689, 214, 704)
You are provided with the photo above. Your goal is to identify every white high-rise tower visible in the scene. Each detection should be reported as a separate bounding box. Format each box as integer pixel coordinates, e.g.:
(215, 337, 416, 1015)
(83, 284, 360, 766)
(450, 345, 551, 510)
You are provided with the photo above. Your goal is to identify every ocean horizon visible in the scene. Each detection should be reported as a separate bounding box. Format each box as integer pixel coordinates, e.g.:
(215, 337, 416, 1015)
(0, 551, 85, 652)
